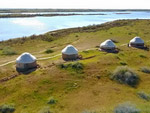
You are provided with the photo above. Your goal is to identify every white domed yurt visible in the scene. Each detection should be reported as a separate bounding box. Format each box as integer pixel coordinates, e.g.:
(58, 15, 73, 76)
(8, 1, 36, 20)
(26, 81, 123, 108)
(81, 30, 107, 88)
(16, 52, 37, 72)
(100, 39, 116, 51)
(61, 45, 78, 61)
(129, 36, 144, 48)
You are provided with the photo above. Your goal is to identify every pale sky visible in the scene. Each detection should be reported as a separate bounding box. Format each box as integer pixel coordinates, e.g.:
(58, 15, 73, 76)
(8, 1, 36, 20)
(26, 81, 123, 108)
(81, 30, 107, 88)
(0, 0, 150, 9)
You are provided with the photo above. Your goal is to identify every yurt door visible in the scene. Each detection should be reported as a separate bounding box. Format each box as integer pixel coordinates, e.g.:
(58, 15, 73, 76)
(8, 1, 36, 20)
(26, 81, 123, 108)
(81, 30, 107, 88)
(24, 64, 28, 69)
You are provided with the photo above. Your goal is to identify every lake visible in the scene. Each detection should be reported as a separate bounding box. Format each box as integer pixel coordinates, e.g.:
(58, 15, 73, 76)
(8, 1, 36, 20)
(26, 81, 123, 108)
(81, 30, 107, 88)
(0, 11, 150, 41)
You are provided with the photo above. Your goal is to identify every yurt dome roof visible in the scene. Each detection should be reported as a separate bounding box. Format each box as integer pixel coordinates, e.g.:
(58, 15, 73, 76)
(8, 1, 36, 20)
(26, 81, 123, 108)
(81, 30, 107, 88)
(16, 52, 36, 63)
(62, 45, 78, 55)
(100, 39, 116, 48)
(130, 36, 144, 44)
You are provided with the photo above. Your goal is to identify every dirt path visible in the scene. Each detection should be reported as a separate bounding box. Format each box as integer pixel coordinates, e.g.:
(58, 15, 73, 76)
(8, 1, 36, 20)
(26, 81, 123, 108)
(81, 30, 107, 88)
(0, 54, 62, 67)
(0, 48, 95, 67)
(0, 40, 150, 67)
(0, 60, 15, 67)
(37, 54, 61, 60)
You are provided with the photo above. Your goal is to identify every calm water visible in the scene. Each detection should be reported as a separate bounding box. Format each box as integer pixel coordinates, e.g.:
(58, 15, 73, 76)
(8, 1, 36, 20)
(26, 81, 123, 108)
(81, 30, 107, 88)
(0, 11, 150, 41)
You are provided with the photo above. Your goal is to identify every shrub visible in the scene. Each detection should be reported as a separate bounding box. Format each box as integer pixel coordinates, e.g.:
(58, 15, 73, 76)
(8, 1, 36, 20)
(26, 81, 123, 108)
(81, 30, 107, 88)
(137, 91, 150, 101)
(2, 47, 17, 55)
(120, 61, 127, 66)
(141, 66, 150, 74)
(82, 110, 97, 113)
(75, 35, 79, 37)
(71, 62, 83, 70)
(0, 104, 15, 113)
(139, 54, 147, 58)
(58, 62, 84, 73)
(47, 97, 57, 105)
(44, 49, 54, 54)
(38, 106, 51, 113)
(128, 33, 132, 35)
(41, 35, 54, 42)
(110, 66, 139, 87)
(114, 102, 140, 113)
(65, 82, 79, 91)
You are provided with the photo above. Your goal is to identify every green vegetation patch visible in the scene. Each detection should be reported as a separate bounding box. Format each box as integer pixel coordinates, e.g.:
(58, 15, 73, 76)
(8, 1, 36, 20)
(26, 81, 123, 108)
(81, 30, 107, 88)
(0, 104, 15, 113)
(58, 62, 84, 74)
(140, 66, 150, 74)
(47, 97, 57, 105)
(110, 66, 140, 87)
(1, 47, 17, 55)
(44, 49, 54, 54)
(82, 110, 97, 113)
(114, 102, 140, 113)
(65, 82, 80, 91)
(38, 106, 51, 113)
(120, 61, 127, 66)
(137, 91, 150, 101)
(139, 54, 147, 58)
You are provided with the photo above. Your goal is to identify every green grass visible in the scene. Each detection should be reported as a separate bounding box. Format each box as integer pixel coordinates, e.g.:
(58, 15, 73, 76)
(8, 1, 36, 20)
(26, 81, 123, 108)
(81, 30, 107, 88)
(1, 19, 150, 113)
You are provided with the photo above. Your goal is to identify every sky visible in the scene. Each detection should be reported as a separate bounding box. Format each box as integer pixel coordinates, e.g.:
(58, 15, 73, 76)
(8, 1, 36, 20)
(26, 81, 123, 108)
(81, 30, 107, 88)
(0, 0, 150, 9)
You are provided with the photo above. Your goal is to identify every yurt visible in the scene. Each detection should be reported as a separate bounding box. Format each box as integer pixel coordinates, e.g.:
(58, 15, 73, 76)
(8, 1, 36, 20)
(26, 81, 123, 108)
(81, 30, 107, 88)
(16, 52, 37, 72)
(62, 45, 78, 61)
(100, 39, 116, 51)
(129, 36, 144, 48)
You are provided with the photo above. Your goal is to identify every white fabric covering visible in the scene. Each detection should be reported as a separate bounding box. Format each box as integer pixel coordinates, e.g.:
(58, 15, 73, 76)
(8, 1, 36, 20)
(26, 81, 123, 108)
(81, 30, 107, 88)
(100, 39, 116, 49)
(130, 36, 144, 44)
(62, 45, 78, 55)
(16, 52, 36, 63)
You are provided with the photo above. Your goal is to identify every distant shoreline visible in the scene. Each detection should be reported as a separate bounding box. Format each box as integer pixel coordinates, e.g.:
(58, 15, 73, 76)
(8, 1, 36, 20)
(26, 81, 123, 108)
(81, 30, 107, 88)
(0, 8, 148, 18)
(0, 9, 150, 13)
(0, 13, 106, 18)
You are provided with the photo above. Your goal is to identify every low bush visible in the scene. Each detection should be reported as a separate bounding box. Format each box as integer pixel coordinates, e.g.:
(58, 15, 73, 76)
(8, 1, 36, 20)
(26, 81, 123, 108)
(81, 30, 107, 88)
(65, 82, 79, 91)
(128, 32, 132, 35)
(114, 102, 140, 113)
(75, 35, 79, 37)
(59, 62, 84, 73)
(40, 34, 54, 42)
(2, 47, 17, 55)
(47, 97, 57, 105)
(120, 61, 127, 65)
(0, 104, 15, 113)
(137, 91, 150, 101)
(82, 110, 97, 113)
(139, 54, 147, 58)
(44, 49, 54, 54)
(38, 106, 51, 113)
(110, 66, 139, 87)
(141, 66, 150, 74)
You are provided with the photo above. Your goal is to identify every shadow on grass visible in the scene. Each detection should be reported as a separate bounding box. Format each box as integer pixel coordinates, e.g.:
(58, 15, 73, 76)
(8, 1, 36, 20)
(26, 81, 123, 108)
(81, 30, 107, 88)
(99, 48, 119, 54)
(16, 65, 40, 75)
(128, 43, 149, 51)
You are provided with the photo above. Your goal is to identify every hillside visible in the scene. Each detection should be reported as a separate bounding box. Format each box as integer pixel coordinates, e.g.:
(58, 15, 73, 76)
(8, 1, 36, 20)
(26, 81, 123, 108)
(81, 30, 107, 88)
(0, 19, 150, 113)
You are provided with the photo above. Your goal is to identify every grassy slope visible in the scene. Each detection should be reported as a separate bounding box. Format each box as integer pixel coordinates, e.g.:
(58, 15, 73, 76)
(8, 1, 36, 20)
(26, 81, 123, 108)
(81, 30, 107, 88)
(0, 19, 150, 113)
